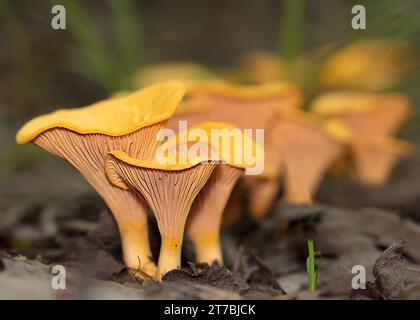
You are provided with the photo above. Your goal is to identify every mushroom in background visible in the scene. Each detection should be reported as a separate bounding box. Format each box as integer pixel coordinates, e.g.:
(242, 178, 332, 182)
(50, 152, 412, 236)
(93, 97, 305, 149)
(133, 62, 214, 88)
(352, 139, 411, 185)
(310, 92, 412, 139)
(244, 132, 286, 219)
(15, 81, 187, 279)
(187, 82, 303, 130)
(273, 109, 352, 204)
(186, 82, 302, 215)
(318, 39, 414, 91)
(244, 175, 282, 219)
(238, 50, 285, 84)
(311, 92, 412, 185)
(166, 100, 210, 132)
(105, 144, 218, 279)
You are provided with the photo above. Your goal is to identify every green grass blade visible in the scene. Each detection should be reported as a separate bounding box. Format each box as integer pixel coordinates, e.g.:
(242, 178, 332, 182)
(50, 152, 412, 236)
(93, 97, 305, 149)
(307, 238, 316, 291)
(108, 0, 144, 81)
(278, 0, 305, 63)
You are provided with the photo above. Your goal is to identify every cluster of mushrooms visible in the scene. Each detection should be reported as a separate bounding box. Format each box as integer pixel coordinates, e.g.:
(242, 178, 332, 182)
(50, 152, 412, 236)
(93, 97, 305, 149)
(16, 40, 413, 281)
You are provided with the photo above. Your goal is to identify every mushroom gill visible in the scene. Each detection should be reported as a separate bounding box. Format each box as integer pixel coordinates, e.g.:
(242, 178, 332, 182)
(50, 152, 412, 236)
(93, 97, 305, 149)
(105, 149, 216, 280)
(15, 81, 186, 278)
(273, 110, 351, 204)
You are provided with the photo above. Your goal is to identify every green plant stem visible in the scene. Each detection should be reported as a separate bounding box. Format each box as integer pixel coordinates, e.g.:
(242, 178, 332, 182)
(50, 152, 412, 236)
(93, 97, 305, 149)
(278, 0, 305, 63)
(307, 238, 316, 291)
(108, 0, 144, 82)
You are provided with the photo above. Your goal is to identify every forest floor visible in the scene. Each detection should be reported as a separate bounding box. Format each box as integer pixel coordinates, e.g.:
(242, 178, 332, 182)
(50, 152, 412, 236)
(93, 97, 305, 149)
(1, 152, 420, 299)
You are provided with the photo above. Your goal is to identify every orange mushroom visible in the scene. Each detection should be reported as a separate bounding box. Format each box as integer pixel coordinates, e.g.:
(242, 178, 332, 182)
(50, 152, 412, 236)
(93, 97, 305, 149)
(187, 82, 302, 129)
(166, 100, 210, 132)
(16, 81, 186, 278)
(172, 82, 302, 219)
(273, 109, 352, 204)
(105, 143, 219, 279)
(310, 92, 412, 139)
(352, 138, 411, 185)
(318, 39, 414, 90)
(311, 92, 412, 184)
(243, 175, 282, 219)
(238, 50, 284, 84)
(173, 122, 262, 265)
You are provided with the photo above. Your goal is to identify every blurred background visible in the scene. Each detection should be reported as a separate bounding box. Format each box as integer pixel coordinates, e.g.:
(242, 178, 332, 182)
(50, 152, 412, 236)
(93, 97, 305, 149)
(1, 0, 419, 177)
(0, 1, 419, 224)
(0, 0, 419, 167)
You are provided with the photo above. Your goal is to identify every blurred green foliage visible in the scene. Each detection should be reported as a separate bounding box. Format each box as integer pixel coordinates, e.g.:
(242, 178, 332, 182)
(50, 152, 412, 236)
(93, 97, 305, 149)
(56, 0, 144, 92)
(278, 0, 305, 62)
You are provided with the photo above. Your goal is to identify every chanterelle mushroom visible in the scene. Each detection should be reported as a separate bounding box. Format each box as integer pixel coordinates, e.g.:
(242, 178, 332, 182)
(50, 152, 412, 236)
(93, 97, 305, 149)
(310, 92, 412, 185)
(318, 39, 414, 91)
(310, 92, 411, 139)
(244, 176, 281, 219)
(166, 122, 262, 265)
(16, 81, 186, 278)
(273, 109, 352, 204)
(352, 138, 411, 185)
(169, 82, 301, 218)
(187, 82, 302, 128)
(238, 50, 285, 84)
(105, 146, 218, 280)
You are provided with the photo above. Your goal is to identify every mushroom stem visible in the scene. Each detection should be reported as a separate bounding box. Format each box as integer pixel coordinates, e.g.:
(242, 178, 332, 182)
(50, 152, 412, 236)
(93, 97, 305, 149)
(190, 232, 222, 264)
(244, 176, 281, 219)
(105, 154, 216, 280)
(34, 126, 163, 278)
(118, 222, 156, 276)
(186, 165, 242, 264)
(156, 237, 183, 279)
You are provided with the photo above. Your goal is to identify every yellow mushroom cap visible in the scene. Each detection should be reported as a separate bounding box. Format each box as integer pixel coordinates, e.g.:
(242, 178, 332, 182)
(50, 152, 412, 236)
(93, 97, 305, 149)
(318, 39, 413, 90)
(310, 91, 411, 116)
(362, 138, 412, 155)
(238, 50, 284, 84)
(161, 121, 264, 170)
(16, 81, 187, 144)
